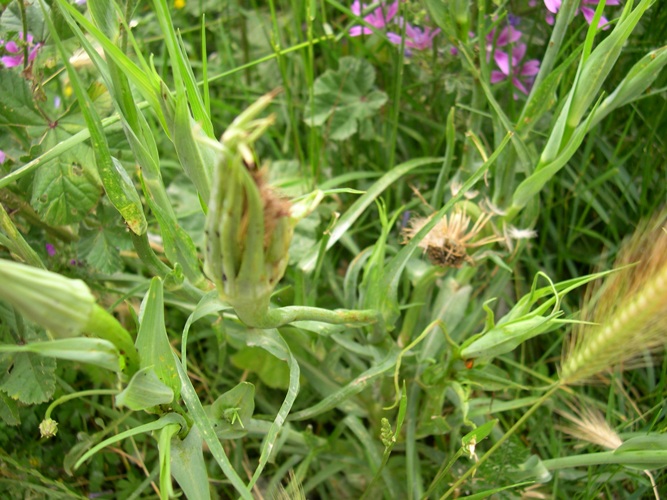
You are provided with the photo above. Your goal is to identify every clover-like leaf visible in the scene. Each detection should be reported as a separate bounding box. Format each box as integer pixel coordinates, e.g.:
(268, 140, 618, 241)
(305, 57, 388, 141)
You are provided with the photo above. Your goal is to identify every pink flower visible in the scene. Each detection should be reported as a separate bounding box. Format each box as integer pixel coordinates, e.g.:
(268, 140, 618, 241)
(490, 43, 540, 95)
(0, 150, 6, 164)
(46, 243, 56, 257)
(349, 1, 398, 36)
(486, 26, 522, 50)
(544, 0, 621, 29)
(387, 21, 441, 52)
(1, 32, 42, 68)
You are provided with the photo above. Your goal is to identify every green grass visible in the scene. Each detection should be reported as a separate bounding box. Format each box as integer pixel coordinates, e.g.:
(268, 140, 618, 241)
(0, 0, 666, 498)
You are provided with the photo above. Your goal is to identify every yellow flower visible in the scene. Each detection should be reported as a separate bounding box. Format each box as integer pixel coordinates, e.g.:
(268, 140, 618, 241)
(174, 0, 185, 9)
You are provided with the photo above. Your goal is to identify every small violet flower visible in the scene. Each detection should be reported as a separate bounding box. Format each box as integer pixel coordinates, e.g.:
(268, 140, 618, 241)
(490, 43, 540, 95)
(387, 22, 441, 52)
(349, 1, 398, 37)
(1, 32, 42, 68)
(544, 0, 621, 29)
(46, 243, 56, 257)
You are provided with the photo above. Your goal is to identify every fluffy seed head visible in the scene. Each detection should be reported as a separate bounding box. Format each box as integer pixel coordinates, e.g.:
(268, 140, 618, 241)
(401, 207, 500, 268)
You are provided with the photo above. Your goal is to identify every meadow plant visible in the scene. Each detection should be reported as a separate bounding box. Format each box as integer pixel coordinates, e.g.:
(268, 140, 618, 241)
(0, 0, 665, 497)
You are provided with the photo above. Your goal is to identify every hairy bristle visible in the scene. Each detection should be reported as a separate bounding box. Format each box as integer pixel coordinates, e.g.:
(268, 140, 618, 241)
(560, 210, 667, 384)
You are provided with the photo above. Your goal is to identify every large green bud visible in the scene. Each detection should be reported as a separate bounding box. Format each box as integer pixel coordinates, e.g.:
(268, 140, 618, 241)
(0, 259, 95, 337)
(203, 91, 294, 327)
(0, 259, 139, 374)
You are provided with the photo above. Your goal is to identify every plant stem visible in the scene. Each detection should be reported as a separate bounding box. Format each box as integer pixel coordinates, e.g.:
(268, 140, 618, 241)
(45, 389, 118, 420)
(234, 303, 381, 329)
(440, 383, 561, 499)
(542, 450, 667, 470)
(86, 305, 140, 376)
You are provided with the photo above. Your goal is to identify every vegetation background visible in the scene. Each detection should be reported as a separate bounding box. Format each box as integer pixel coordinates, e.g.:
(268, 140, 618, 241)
(0, 0, 666, 498)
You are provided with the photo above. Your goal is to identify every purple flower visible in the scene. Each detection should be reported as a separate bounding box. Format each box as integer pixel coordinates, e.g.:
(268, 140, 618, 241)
(387, 20, 441, 52)
(1, 32, 42, 68)
(46, 243, 56, 257)
(490, 43, 540, 95)
(0, 150, 6, 164)
(544, 0, 621, 29)
(349, 1, 398, 36)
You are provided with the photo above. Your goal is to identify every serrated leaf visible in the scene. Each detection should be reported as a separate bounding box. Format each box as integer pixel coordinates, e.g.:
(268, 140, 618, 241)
(0, 67, 45, 127)
(78, 202, 132, 273)
(31, 159, 100, 225)
(305, 57, 387, 141)
(116, 367, 174, 411)
(208, 382, 255, 439)
(0, 352, 56, 404)
(0, 391, 20, 425)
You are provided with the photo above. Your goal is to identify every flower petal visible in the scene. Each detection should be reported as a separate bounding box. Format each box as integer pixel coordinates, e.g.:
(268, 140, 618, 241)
(490, 70, 507, 83)
(1, 55, 23, 67)
(544, 0, 561, 14)
(520, 59, 541, 76)
(387, 32, 403, 45)
(512, 76, 530, 95)
(494, 50, 510, 75)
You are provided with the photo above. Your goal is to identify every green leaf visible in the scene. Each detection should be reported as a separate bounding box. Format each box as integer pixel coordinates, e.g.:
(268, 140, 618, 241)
(136, 278, 180, 399)
(0, 391, 20, 426)
(171, 424, 211, 500)
(305, 57, 388, 140)
(208, 382, 255, 439)
(75, 413, 187, 470)
(0, 352, 56, 405)
(78, 201, 132, 273)
(0, 338, 122, 372)
(116, 367, 175, 411)
(31, 159, 100, 226)
(231, 347, 289, 390)
(0, 71, 45, 127)
(174, 353, 253, 499)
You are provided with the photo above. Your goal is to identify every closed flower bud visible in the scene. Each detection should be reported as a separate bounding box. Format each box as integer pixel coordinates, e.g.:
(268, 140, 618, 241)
(39, 418, 58, 439)
(0, 259, 96, 338)
(203, 91, 294, 327)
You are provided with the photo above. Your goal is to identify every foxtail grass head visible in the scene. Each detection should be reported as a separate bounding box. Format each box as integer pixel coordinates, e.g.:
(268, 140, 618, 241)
(560, 210, 667, 384)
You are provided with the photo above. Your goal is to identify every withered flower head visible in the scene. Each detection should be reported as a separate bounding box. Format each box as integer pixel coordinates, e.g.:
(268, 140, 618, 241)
(402, 207, 500, 268)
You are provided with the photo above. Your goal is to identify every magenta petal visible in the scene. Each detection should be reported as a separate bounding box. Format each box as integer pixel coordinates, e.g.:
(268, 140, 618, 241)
(28, 43, 42, 62)
(351, 0, 362, 16)
(546, 13, 555, 25)
(497, 26, 522, 47)
(387, 32, 403, 45)
(350, 26, 373, 36)
(520, 59, 541, 76)
(385, 1, 399, 22)
(512, 43, 527, 65)
(0, 150, 6, 164)
(512, 77, 529, 95)
(544, 0, 561, 14)
(490, 70, 507, 84)
(1, 55, 23, 67)
(494, 50, 510, 75)
(5, 41, 19, 53)
(349, 25, 364, 36)
(580, 6, 597, 25)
